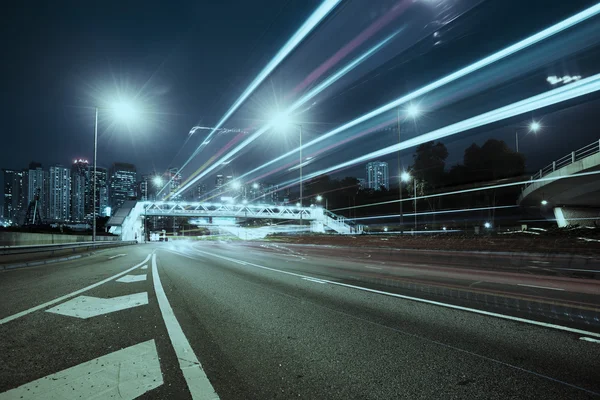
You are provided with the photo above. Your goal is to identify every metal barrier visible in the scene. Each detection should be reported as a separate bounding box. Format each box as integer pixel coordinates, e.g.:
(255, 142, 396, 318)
(528, 138, 600, 183)
(0, 241, 137, 257)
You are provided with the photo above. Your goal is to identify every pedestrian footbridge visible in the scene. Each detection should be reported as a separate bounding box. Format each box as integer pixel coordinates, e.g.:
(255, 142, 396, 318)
(107, 201, 362, 241)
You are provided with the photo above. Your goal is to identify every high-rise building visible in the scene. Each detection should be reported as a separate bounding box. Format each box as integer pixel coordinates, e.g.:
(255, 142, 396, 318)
(27, 163, 47, 220)
(357, 178, 366, 190)
(3, 169, 26, 223)
(109, 163, 136, 212)
(263, 183, 279, 204)
(366, 161, 389, 190)
(71, 159, 88, 222)
(215, 175, 224, 192)
(195, 183, 207, 201)
(85, 167, 109, 220)
(48, 165, 71, 222)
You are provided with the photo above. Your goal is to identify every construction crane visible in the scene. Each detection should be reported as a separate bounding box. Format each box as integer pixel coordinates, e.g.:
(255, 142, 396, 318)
(24, 188, 44, 226)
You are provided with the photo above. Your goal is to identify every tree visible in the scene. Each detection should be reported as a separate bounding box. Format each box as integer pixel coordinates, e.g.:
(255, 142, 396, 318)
(412, 141, 449, 191)
(456, 139, 525, 184)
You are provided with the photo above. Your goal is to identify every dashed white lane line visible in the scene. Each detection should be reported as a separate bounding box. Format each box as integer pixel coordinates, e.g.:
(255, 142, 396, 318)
(364, 266, 382, 270)
(530, 260, 550, 264)
(45, 293, 148, 319)
(0, 339, 163, 400)
(141, 265, 148, 270)
(0, 254, 151, 325)
(152, 254, 219, 400)
(580, 337, 600, 344)
(108, 254, 127, 260)
(117, 274, 148, 283)
(517, 283, 565, 291)
(182, 248, 600, 339)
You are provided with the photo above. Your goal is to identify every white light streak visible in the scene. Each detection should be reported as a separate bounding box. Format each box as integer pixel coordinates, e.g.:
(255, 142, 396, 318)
(175, 29, 399, 196)
(301, 72, 600, 182)
(236, 3, 600, 182)
(348, 205, 518, 221)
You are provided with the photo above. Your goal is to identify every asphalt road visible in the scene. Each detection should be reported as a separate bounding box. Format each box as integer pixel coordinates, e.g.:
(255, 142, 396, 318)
(1, 240, 599, 399)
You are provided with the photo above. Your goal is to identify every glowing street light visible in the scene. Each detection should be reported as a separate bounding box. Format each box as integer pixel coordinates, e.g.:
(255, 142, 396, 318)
(515, 120, 542, 152)
(406, 104, 421, 119)
(541, 199, 548, 206)
(401, 171, 412, 182)
(152, 176, 164, 187)
(252, 182, 260, 189)
(270, 110, 304, 226)
(316, 195, 328, 209)
(484, 222, 492, 229)
(231, 180, 242, 190)
(91, 99, 142, 242)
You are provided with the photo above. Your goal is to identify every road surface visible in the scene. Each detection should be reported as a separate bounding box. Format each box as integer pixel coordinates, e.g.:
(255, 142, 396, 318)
(1, 240, 599, 399)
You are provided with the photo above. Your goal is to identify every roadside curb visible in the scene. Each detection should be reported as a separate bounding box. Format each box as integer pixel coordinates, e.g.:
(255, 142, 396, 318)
(0, 251, 98, 271)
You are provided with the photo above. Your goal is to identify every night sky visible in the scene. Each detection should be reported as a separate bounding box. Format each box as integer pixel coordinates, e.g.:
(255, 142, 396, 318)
(2, 0, 600, 199)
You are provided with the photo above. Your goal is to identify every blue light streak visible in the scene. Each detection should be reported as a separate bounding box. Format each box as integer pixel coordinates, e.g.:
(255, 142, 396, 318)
(237, 3, 600, 181)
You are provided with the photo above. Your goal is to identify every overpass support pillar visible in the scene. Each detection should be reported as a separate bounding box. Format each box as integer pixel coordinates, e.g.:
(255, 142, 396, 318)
(311, 221, 325, 233)
(553, 206, 600, 227)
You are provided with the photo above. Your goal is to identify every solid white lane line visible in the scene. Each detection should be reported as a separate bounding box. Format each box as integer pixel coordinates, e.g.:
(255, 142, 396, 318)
(0, 339, 163, 400)
(302, 277, 327, 284)
(0, 254, 151, 325)
(517, 283, 565, 291)
(580, 337, 600, 343)
(108, 254, 127, 260)
(45, 293, 148, 319)
(116, 274, 148, 283)
(151, 254, 219, 400)
(364, 266, 382, 270)
(187, 248, 600, 339)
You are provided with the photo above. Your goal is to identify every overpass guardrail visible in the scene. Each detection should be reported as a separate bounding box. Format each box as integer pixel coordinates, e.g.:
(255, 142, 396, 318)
(528, 138, 600, 184)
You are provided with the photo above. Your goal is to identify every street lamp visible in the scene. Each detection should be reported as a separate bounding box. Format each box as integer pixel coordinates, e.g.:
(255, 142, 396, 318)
(400, 171, 417, 232)
(397, 104, 421, 234)
(91, 101, 141, 242)
(270, 110, 304, 226)
(152, 176, 164, 187)
(316, 195, 328, 210)
(515, 121, 541, 152)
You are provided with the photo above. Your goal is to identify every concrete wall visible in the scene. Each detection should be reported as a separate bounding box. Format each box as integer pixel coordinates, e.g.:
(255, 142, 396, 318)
(0, 232, 118, 246)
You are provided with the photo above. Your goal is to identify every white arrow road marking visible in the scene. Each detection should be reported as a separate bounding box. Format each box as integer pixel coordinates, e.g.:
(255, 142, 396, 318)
(141, 265, 148, 270)
(108, 254, 127, 260)
(45, 293, 148, 319)
(0, 254, 151, 325)
(0, 339, 163, 400)
(152, 254, 219, 399)
(117, 274, 147, 283)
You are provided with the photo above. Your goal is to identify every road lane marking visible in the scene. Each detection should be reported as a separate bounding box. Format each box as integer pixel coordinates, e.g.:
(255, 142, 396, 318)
(108, 254, 127, 259)
(302, 277, 327, 284)
(530, 260, 550, 264)
(46, 293, 148, 319)
(183, 248, 600, 339)
(0, 339, 163, 400)
(580, 337, 600, 343)
(364, 266, 382, 270)
(0, 254, 151, 325)
(517, 283, 565, 291)
(151, 254, 219, 400)
(117, 274, 148, 283)
(141, 265, 148, 270)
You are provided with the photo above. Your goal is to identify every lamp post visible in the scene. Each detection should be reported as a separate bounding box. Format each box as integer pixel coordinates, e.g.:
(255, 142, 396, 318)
(516, 121, 541, 153)
(397, 104, 420, 234)
(91, 100, 141, 242)
(270, 112, 304, 227)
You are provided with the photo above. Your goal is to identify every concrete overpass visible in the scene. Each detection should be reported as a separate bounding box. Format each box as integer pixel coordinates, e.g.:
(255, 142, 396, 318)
(107, 201, 362, 241)
(518, 139, 600, 227)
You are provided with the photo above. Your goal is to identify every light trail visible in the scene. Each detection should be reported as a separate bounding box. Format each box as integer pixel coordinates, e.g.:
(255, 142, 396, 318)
(331, 170, 600, 213)
(174, 31, 401, 196)
(347, 205, 518, 221)
(235, 3, 600, 183)
(169, 0, 341, 189)
(297, 72, 600, 184)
